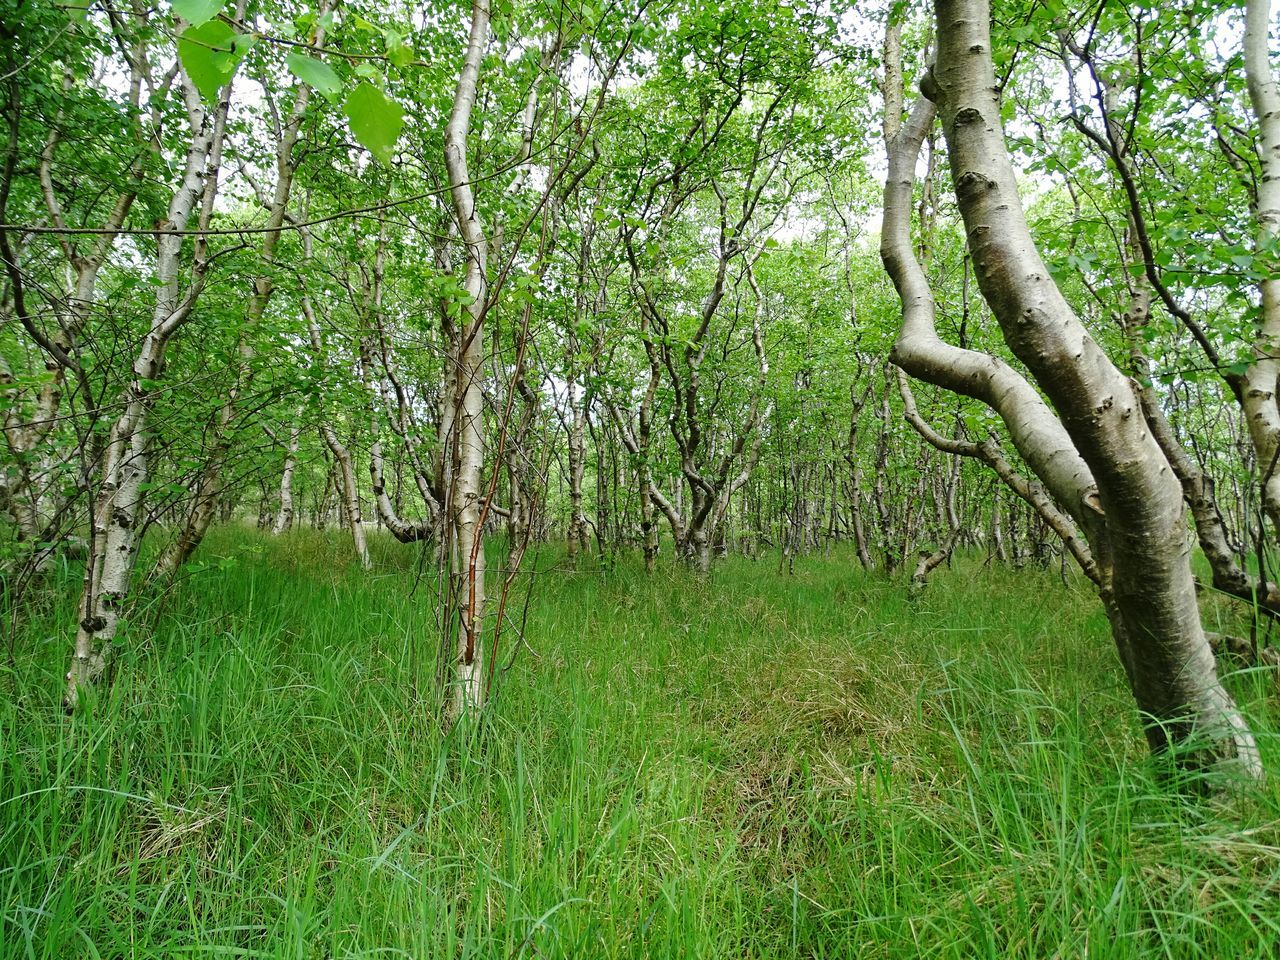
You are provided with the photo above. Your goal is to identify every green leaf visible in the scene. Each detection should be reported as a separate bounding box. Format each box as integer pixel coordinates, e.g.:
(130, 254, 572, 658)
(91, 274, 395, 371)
(232, 31, 257, 57)
(65, 0, 92, 24)
(387, 42, 415, 69)
(343, 83, 403, 165)
(286, 52, 341, 97)
(178, 20, 246, 102)
(172, 0, 223, 27)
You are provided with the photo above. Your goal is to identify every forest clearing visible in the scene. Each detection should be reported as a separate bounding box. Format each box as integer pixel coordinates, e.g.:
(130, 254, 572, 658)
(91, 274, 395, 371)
(6, 0, 1280, 954)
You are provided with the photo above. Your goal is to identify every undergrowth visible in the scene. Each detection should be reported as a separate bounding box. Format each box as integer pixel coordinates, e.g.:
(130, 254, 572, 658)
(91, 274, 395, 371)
(2, 529, 1279, 958)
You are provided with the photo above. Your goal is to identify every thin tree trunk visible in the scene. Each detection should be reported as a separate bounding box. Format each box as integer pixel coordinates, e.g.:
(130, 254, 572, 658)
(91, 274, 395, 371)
(272, 417, 302, 535)
(1242, 0, 1280, 539)
(443, 0, 491, 722)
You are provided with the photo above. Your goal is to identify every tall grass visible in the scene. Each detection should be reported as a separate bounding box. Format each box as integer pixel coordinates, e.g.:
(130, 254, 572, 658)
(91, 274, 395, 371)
(3, 530, 1280, 958)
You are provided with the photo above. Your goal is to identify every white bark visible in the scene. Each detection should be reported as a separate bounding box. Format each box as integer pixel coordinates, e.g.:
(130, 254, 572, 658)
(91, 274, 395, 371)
(65, 54, 236, 708)
(566, 381, 588, 560)
(443, 0, 491, 721)
(884, 98, 1099, 525)
(271, 415, 302, 535)
(1243, 0, 1280, 537)
(895, 369, 1098, 585)
(0, 352, 57, 544)
(565, 228, 592, 562)
(1, 47, 144, 565)
(327, 425, 370, 568)
(911, 0, 1259, 774)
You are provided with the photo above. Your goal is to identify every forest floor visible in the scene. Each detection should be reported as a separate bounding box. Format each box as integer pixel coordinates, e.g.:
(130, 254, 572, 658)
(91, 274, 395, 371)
(3, 530, 1280, 958)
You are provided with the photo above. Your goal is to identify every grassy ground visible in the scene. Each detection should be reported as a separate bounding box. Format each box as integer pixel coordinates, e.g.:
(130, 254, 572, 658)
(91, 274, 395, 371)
(3, 529, 1280, 958)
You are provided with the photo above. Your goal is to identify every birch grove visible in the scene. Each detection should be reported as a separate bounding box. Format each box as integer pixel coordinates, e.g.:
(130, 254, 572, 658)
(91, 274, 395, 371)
(2, 0, 1279, 775)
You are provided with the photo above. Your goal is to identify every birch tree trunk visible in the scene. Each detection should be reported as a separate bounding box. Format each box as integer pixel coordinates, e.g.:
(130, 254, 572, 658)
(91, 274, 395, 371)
(443, 0, 491, 721)
(362, 226, 439, 543)
(272, 417, 302, 535)
(844, 384, 875, 570)
(885, 0, 1260, 775)
(1059, 32, 1280, 621)
(298, 225, 372, 568)
(64, 60, 234, 709)
(567, 380, 589, 560)
(564, 242, 592, 562)
(325, 424, 370, 568)
(1243, 0, 1280, 538)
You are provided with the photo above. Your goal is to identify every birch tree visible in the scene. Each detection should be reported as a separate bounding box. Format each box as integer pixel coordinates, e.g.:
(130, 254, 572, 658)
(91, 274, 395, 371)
(65, 2, 249, 708)
(883, 0, 1260, 774)
(441, 0, 492, 720)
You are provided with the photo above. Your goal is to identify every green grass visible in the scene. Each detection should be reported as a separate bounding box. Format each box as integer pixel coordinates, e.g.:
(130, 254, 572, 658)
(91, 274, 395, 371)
(3, 529, 1280, 958)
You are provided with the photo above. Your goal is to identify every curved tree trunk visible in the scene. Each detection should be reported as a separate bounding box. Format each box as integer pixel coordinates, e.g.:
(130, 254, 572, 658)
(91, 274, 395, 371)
(65, 57, 235, 709)
(883, 0, 1260, 775)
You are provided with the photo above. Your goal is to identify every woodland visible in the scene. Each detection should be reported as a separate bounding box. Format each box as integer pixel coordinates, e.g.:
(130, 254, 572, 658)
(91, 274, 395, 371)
(4, 0, 1280, 955)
